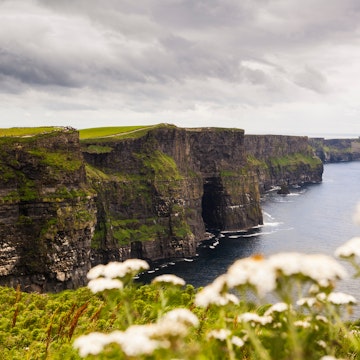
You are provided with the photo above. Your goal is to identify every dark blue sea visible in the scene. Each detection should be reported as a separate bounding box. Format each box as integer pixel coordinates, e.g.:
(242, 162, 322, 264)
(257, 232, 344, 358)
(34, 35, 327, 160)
(140, 162, 360, 301)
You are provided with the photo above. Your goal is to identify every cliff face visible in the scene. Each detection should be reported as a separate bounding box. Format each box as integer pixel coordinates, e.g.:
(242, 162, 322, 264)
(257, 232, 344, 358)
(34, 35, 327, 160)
(245, 135, 323, 192)
(0, 129, 97, 292)
(0, 125, 324, 291)
(309, 138, 360, 163)
(83, 126, 262, 264)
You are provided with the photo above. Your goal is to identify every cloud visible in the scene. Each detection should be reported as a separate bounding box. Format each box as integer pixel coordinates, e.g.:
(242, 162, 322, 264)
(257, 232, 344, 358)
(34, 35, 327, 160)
(0, 0, 360, 135)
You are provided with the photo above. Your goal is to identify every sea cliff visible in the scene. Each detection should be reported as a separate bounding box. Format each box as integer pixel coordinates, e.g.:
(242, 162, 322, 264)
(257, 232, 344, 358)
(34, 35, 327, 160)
(0, 128, 96, 291)
(309, 138, 360, 163)
(0, 125, 323, 291)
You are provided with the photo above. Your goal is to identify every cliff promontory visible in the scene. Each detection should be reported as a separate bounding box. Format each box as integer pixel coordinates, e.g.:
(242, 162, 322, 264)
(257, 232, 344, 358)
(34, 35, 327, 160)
(82, 125, 262, 266)
(309, 138, 360, 163)
(0, 128, 97, 292)
(245, 135, 323, 191)
(0, 125, 323, 291)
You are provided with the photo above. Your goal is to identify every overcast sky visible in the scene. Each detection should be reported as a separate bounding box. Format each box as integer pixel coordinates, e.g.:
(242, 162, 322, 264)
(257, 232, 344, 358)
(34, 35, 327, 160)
(1, 0, 360, 136)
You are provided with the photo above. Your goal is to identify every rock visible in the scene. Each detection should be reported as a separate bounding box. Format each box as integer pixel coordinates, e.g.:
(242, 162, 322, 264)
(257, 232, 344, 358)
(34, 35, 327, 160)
(0, 125, 324, 291)
(277, 185, 290, 195)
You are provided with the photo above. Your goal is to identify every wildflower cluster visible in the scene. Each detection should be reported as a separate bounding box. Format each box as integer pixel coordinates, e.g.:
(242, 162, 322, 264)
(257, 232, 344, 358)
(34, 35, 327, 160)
(69, 205, 360, 360)
(195, 252, 347, 307)
(74, 308, 198, 357)
(87, 259, 149, 293)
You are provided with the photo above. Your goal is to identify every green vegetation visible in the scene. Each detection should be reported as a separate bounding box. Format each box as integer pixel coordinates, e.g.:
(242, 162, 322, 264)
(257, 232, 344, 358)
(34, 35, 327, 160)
(267, 153, 322, 169)
(79, 124, 177, 143)
(82, 145, 114, 154)
(1, 245, 360, 360)
(110, 219, 167, 245)
(79, 126, 154, 140)
(0, 127, 63, 137)
(137, 150, 183, 182)
(28, 149, 83, 172)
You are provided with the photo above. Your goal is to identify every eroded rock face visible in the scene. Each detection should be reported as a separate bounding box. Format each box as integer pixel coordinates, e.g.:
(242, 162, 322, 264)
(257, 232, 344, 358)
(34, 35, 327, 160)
(309, 138, 360, 163)
(245, 135, 323, 192)
(0, 129, 97, 292)
(0, 126, 324, 291)
(83, 126, 262, 264)
(84, 127, 323, 266)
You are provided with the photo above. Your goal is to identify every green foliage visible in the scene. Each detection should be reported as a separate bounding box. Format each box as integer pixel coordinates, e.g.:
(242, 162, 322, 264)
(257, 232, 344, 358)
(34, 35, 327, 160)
(28, 149, 82, 172)
(79, 126, 151, 140)
(1, 250, 360, 360)
(82, 145, 113, 154)
(0, 127, 63, 137)
(267, 153, 322, 169)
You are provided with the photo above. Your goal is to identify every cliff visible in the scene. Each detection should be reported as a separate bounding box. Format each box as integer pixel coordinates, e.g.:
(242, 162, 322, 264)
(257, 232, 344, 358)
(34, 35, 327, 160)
(82, 125, 262, 265)
(245, 135, 323, 192)
(309, 138, 360, 163)
(0, 125, 323, 291)
(0, 128, 97, 292)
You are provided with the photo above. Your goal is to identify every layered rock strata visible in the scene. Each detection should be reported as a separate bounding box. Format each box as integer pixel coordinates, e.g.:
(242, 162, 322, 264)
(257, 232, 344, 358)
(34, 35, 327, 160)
(82, 126, 262, 265)
(0, 129, 96, 292)
(0, 125, 324, 291)
(245, 135, 323, 192)
(309, 138, 360, 163)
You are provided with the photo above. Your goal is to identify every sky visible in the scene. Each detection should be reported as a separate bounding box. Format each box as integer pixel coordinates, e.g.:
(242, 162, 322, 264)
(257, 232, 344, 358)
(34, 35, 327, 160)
(1, 0, 360, 136)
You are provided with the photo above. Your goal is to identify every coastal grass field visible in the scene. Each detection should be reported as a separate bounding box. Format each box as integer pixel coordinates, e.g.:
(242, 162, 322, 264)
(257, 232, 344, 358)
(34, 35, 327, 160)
(0, 127, 64, 137)
(78, 126, 152, 140)
(2, 247, 360, 360)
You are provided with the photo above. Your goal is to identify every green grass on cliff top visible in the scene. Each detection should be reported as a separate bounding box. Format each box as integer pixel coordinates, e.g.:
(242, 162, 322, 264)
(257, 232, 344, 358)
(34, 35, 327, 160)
(79, 125, 155, 140)
(0, 127, 62, 137)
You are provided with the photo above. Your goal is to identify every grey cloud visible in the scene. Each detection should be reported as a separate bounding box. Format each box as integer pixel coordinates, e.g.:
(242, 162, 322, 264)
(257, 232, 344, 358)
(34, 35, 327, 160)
(293, 66, 328, 93)
(0, 0, 360, 116)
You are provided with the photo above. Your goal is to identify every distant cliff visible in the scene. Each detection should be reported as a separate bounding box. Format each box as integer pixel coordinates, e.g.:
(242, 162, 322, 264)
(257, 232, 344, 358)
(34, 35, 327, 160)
(245, 135, 323, 191)
(309, 138, 360, 163)
(0, 125, 323, 291)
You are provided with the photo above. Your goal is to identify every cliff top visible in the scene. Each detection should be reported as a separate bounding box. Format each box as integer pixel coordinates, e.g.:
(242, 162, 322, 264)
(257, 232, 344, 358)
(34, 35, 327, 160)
(0, 127, 71, 138)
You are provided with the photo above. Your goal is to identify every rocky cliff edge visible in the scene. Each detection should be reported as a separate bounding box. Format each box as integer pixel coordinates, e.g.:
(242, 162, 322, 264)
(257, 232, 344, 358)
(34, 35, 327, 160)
(0, 125, 323, 291)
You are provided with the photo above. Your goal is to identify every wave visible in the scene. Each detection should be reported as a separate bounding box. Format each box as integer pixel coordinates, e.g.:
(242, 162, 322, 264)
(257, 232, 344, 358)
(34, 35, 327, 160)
(263, 211, 274, 220)
(263, 221, 283, 227)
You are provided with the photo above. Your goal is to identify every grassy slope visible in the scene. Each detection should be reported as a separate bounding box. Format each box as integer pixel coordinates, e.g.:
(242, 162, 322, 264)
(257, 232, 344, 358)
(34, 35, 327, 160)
(0, 127, 62, 137)
(79, 125, 155, 140)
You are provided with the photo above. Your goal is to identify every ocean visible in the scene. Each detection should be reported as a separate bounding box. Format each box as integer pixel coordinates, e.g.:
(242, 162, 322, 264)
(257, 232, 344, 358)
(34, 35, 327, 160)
(139, 161, 360, 303)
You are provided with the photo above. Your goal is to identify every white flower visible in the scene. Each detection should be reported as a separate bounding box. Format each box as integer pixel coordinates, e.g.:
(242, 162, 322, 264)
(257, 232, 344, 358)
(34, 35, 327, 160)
(335, 237, 360, 258)
(154, 320, 188, 337)
(268, 253, 347, 287)
(195, 274, 236, 307)
(87, 264, 106, 280)
(160, 308, 199, 327)
(113, 326, 167, 356)
(318, 292, 357, 305)
(296, 297, 317, 307)
(316, 315, 328, 323)
(86, 259, 149, 282)
(226, 255, 276, 296)
(152, 274, 186, 286)
(231, 336, 245, 347)
(294, 320, 311, 328)
(103, 262, 128, 279)
(122, 258, 150, 273)
(207, 329, 231, 341)
(73, 332, 111, 357)
(317, 340, 327, 349)
(320, 356, 344, 360)
(87, 278, 123, 293)
(264, 302, 289, 316)
(238, 312, 272, 326)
